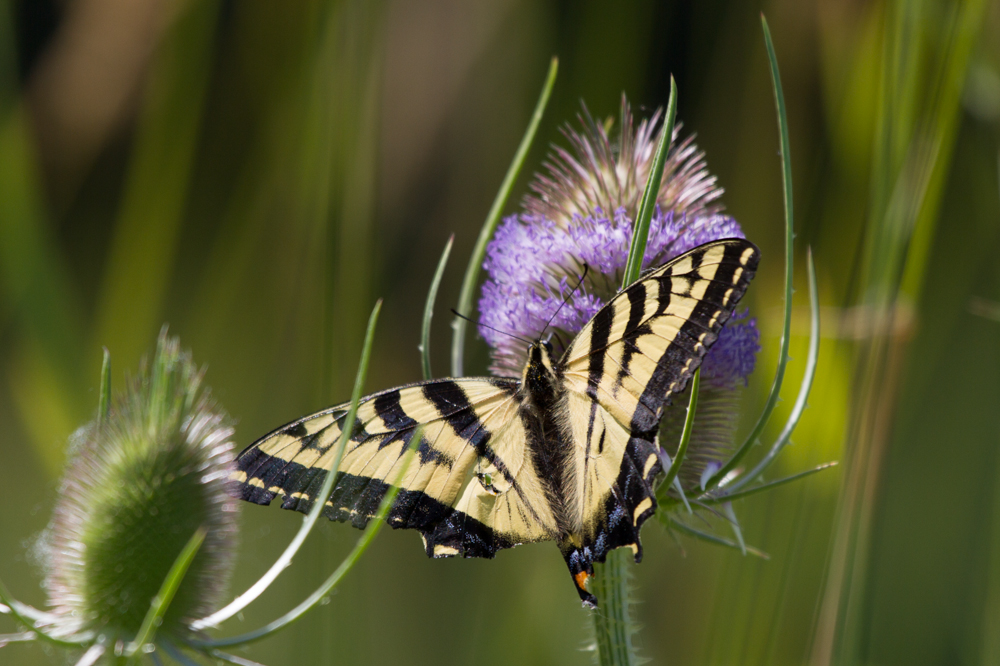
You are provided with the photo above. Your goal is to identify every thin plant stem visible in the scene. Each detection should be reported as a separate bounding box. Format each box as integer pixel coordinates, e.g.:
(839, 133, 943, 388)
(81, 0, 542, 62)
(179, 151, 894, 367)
(725, 248, 820, 494)
(705, 14, 793, 491)
(660, 368, 699, 494)
(207, 649, 267, 666)
(664, 516, 769, 559)
(700, 462, 837, 505)
(124, 527, 206, 663)
(158, 640, 202, 666)
(191, 426, 423, 649)
(451, 57, 558, 377)
(421, 234, 454, 380)
(621, 76, 677, 286)
(192, 299, 384, 631)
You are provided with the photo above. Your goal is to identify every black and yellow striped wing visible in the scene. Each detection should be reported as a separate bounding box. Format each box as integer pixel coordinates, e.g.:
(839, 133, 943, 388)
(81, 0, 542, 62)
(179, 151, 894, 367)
(556, 239, 760, 595)
(236, 378, 559, 558)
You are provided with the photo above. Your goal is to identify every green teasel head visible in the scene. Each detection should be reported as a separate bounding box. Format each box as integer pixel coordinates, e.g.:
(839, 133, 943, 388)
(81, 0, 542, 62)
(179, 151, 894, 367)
(44, 331, 239, 645)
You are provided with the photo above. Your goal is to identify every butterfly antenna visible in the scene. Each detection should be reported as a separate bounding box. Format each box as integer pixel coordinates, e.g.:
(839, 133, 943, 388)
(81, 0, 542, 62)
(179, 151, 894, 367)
(450, 309, 533, 346)
(541, 264, 589, 338)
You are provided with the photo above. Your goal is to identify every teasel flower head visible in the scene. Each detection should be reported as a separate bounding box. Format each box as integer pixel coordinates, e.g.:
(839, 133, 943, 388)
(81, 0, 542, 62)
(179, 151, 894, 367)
(44, 331, 239, 647)
(477, 97, 760, 491)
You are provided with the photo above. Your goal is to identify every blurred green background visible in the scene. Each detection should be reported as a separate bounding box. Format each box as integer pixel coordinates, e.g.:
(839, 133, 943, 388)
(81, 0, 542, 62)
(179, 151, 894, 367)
(1, 0, 998, 664)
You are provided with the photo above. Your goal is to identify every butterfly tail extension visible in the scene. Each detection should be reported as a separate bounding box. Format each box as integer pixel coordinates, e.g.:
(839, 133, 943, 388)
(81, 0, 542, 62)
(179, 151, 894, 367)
(559, 434, 663, 608)
(560, 541, 599, 608)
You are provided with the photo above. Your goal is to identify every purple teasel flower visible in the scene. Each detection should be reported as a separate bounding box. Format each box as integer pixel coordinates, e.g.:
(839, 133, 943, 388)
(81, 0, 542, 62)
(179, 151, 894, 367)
(478, 98, 760, 492)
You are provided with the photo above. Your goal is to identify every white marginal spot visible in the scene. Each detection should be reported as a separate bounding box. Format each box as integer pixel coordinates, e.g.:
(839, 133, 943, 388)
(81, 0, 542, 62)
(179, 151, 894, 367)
(722, 287, 735, 307)
(232, 470, 248, 483)
(249, 477, 264, 488)
(433, 544, 460, 557)
(633, 497, 653, 523)
(731, 266, 744, 285)
(740, 246, 756, 264)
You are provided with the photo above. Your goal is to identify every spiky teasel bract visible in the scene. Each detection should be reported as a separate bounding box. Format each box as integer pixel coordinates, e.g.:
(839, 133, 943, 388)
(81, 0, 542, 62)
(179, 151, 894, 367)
(478, 98, 759, 497)
(44, 331, 238, 646)
(524, 96, 722, 226)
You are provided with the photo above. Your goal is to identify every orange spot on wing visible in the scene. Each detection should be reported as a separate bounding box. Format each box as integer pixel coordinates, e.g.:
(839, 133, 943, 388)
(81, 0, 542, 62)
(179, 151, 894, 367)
(574, 571, 591, 591)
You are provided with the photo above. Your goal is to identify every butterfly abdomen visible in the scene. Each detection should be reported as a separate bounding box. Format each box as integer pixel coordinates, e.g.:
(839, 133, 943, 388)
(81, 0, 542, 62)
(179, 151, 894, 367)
(520, 342, 580, 535)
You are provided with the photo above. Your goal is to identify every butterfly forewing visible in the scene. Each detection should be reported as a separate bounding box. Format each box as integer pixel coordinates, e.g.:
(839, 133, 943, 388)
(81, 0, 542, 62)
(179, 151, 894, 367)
(557, 239, 760, 570)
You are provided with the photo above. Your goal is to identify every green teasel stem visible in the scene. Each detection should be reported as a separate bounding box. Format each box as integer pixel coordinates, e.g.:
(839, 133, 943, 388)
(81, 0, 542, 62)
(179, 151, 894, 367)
(192, 299, 383, 631)
(451, 57, 557, 377)
(622, 76, 677, 288)
(591, 74, 678, 666)
(705, 15, 793, 491)
(591, 549, 638, 666)
(191, 426, 423, 649)
(422, 235, 454, 380)
(124, 527, 206, 663)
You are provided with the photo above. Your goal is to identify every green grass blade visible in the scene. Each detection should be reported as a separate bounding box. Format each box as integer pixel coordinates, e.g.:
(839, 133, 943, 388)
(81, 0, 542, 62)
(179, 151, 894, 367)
(192, 299, 383, 631)
(659, 368, 699, 500)
(621, 76, 677, 288)
(705, 14, 793, 491)
(450, 57, 558, 377)
(727, 248, 820, 493)
(98, 348, 111, 427)
(91, 0, 222, 369)
(702, 462, 838, 505)
(195, 425, 423, 649)
(124, 527, 206, 662)
(421, 235, 454, 380)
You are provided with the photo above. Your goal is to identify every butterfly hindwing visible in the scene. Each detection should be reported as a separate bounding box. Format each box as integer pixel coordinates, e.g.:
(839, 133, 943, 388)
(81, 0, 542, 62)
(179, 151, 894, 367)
(235, 377, 559, 558)
(556, 239, 760, 596)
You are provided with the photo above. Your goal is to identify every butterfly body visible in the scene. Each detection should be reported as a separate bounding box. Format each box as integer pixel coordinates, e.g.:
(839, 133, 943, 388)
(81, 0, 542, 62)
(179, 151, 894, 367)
(234, 238, 760, 607)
